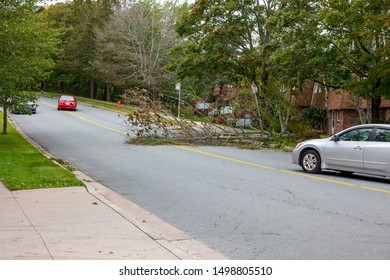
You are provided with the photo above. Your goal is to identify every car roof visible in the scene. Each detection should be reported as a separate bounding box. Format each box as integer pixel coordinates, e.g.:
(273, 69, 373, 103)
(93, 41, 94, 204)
(338, 124, 390, 134)
(351, 124, 390, 128)
(59, 95, 76, 99)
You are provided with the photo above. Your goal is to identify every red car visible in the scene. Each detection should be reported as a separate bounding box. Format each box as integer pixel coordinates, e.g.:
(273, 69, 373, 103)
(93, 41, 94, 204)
(57, 95, 77, 111)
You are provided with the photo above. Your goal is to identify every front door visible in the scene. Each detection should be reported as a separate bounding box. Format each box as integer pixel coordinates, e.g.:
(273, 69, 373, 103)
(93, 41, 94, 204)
(324, 127, 373, 172)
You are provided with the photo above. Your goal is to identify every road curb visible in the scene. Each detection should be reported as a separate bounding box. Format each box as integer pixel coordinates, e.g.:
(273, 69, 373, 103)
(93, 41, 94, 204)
(7, 111, 227, 260)
(75, 171, 227, 260)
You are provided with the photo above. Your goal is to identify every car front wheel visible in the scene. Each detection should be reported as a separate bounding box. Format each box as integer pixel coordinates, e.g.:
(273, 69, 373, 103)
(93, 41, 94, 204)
(301, 150, 321, 174)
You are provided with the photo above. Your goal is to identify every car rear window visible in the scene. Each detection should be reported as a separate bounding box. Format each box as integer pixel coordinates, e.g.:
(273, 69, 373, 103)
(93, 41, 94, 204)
(373, 129, 390, 142)
(60, 96, 75, 101)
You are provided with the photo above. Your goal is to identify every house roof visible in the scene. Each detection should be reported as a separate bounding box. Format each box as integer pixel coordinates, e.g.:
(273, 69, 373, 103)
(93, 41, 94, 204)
(359, 98, 390, 109)
(327, 90, 356, 110)
(328, 90, 390, 110)
(292, 81, 325, 109)
(380, 99, 390, 108)
(291, 81, 313, 107)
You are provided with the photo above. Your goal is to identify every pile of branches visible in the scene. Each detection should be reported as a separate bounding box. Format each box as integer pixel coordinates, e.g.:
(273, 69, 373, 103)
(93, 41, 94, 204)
(124, 91, 272, 148)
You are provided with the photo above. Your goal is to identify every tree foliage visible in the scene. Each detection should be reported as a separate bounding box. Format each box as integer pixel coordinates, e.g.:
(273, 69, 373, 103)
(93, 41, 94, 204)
(93, 0, 180, 99)
(174, 0, 389, 130)
(54, 0, 118, 97)
(2, 0, 389, 135)
(0, 0, 59, 134)
(176, 1, 279, 90)
(272, 0, 389, 122)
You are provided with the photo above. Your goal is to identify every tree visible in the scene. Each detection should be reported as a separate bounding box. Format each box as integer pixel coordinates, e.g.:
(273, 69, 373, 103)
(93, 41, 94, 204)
(268, 1, 336, 132)
(274, 0, 389, 124)
(0, 0, 59, 134)
(56, 0, 118, 98)
(318, 0, 389, 122)
(37, 2, 73, 92)
(93, 0, 180, 100)
(175, 0, 283, 131)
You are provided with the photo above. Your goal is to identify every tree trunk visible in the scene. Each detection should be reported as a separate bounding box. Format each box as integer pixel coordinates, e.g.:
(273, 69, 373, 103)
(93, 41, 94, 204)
(323, 85, 332, 134)
(278, 86, 290, 135)
(60, 82, 65, 93)
(371, 96, 381, 123)
(260, 68, 269, 102)
(90, 80, 95, 99)
(353, 95, 366, 124)
(252, 84, 264, 134)
(74, 82, 79, 95)
(2, 106, 8, 134)
(278, 110, 289, 134)
(255, 96, 264, 133)
(367, 98, 372, 123)
(41, 81, 47, 91)
(106, 83, 111, 102)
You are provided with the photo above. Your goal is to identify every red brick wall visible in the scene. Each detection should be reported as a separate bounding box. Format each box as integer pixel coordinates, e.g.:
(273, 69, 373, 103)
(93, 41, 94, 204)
(330, 109, 359, 134)
(384, 108, 390, 123)
(291, 81, 313, 107)
(342, 110, 359, 131)
(328, 90, 355, 110)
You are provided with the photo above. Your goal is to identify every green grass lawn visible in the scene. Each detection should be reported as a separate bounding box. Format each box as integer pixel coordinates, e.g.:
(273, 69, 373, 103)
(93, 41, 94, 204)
(0, 111, 83, 190)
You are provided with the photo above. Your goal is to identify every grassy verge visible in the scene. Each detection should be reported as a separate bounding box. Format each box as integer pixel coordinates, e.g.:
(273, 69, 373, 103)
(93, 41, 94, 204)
(0, 111, 83, 191)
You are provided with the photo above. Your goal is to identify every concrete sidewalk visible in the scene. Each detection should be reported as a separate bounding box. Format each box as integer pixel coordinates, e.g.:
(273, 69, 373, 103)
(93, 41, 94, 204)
(0, 173, 226, 260)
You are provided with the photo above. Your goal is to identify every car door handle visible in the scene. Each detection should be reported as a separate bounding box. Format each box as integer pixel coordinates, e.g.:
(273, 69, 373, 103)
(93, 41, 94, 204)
(354, 146, 363, 150)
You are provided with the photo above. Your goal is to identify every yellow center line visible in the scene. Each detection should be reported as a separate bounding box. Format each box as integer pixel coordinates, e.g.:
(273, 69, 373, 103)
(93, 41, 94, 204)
(279, 170, 357, 186)
(174, 146, 390, 196)
(173, 145, 277, 170)
(360, 186, 390, 194)
(41, 101, 132, 136)
(41, 101, 390, 196)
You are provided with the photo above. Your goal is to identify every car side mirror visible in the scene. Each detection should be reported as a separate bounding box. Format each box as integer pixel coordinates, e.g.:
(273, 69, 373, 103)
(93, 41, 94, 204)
(331, 135, 339, 142)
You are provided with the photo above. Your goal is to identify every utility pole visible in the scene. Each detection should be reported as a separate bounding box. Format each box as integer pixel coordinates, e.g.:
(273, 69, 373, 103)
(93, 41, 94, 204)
(176, 82, 181, 119)
(251, 83, 263, 134)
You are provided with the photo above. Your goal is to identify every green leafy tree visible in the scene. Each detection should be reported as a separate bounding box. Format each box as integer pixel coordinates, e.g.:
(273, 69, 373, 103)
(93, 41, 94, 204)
(55, 0, 118, 98)
(274, 0, 389, 124)
(267, 1, 332, 132)
(0, 0, 59, 134)
(319, 0, 389, 122)
(175, 0, 283, 131)
(37, 2, 73, 92)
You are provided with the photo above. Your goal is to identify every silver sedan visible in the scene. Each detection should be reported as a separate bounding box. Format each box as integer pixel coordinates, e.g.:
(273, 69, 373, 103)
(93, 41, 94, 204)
(292, 124, 390, 178)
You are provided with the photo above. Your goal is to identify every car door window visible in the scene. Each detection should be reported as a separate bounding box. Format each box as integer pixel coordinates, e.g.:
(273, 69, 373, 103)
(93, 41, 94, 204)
(338, 128, 373, 141)
(372, 129, 390, 142)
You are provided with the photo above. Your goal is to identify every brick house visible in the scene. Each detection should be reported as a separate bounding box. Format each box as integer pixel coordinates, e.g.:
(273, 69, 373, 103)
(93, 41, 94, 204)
(293, 81, 390, 134)
(327, 90, 359, 134)
(327, 90, 390, 133)
(292, 81, 325, 111)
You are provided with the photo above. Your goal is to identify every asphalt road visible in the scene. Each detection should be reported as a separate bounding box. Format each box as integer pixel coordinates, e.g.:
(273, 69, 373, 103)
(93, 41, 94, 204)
(11, 96, 390, 259)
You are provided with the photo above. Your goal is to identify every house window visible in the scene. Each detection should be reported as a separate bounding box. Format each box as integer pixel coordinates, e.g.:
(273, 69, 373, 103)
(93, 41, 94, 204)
(336, 110, 340, 122)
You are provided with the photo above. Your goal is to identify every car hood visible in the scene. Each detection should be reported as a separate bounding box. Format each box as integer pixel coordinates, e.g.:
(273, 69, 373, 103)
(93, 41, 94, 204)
(300, 137, 331, 149)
